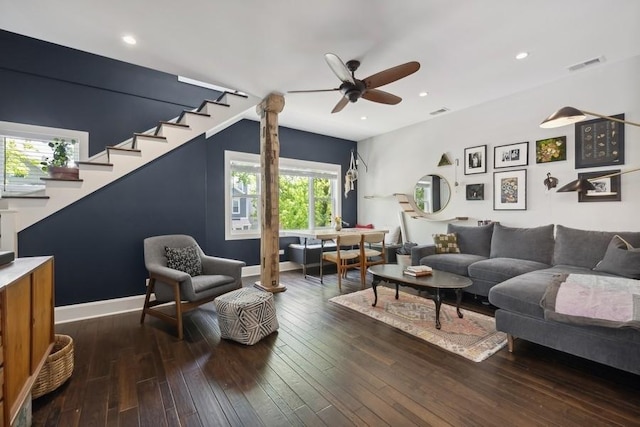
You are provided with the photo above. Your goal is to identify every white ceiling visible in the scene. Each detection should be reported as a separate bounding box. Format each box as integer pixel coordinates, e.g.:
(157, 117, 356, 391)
(2, 0, 640, 142)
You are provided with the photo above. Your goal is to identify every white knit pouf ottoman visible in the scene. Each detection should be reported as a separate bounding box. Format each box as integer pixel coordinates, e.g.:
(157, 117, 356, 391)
(214, 287, 279, 345)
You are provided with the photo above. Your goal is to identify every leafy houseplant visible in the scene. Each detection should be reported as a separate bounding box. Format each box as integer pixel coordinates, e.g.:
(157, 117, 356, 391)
(41, 138, 79, 179)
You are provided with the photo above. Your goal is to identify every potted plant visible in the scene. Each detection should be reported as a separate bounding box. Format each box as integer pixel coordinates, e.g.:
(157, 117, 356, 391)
(41, 138, 79, 179)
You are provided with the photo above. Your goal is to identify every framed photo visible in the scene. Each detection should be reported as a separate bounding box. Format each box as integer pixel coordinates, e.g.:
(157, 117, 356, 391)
(494, 169, 527, 210)
(464, 145, 487, 175)
(536, 136, 567, 163)
(578, 169, 621, 202)
(466, 184, 484, 201)
(494, 142, 529, 168)
(575, 114, 625, 169)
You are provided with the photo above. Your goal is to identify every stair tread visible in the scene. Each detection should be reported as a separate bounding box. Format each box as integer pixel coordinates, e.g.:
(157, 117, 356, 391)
(134, 132, 167, 140)
(2, 194, 50, 199)
(199, 99, 230, 110)
(157, 121, 190, 128)
(76, 161, 113, 166)
(107, 146, 142, 153)
(40, 177, 84, 182)
(222, 91, 249, 99)
(181, 110, 211, 117)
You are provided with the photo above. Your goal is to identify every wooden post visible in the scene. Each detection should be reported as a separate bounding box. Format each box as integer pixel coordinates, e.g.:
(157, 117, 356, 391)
(254, 93, 287, 293)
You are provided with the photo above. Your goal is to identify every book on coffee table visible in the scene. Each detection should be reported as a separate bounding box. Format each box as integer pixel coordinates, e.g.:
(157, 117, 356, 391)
(403, 269, 432, 277)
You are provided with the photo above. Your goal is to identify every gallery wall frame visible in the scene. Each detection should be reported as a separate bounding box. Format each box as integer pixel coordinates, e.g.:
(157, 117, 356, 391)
(464, 145, 487, 175)
(575, 114, 625, 169)
(494, 169, 527, 210)
(466, 184, 484, 201)
(577, 169, 621, 202)
(494, 141, 529, 169)
(536, 136, 567, 164)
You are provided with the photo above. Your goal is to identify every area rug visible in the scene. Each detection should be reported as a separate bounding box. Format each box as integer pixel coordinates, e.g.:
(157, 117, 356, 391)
(329, 287, 507, 362)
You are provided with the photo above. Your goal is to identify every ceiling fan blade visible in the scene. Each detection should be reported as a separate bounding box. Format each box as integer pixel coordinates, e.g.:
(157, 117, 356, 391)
(331, 96, 350, 114)
(325, 53, 355, 84)
(288, 88, 339, 93)
(362, 89, 402, 105)
(363, 61, 420, 89)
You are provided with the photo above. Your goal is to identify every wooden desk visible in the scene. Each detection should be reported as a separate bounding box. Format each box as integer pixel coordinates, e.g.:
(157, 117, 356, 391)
(282, 228, 388, 281)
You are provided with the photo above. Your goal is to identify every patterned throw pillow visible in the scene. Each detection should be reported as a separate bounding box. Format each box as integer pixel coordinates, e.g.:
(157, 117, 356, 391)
(433, 233, 461, 254)
(165, 245, 202, 277)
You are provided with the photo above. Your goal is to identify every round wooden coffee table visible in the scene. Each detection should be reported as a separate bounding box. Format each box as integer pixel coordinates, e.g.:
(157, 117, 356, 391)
(368, 264, 472, 329)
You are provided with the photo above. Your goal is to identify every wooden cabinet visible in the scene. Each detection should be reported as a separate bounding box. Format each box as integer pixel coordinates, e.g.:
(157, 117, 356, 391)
(0, 257, 54, 427)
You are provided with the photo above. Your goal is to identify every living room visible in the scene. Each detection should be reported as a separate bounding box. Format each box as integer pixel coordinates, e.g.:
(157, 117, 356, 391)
(1, 1, 640, 425)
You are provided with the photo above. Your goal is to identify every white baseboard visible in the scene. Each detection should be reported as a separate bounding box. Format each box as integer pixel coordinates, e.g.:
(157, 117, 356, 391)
(54, 262, 302, 324)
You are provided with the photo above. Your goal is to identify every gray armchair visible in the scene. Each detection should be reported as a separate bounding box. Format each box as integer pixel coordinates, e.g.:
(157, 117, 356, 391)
(140, 234, 245, 339)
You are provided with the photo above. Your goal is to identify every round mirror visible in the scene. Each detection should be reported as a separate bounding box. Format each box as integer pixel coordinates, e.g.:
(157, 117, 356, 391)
(414, 174, 451, 214)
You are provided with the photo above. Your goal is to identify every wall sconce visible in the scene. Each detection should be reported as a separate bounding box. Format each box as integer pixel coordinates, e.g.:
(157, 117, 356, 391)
(540, 106, 640, 129)
(543, 173, 558, 190)
(557, 167, 640, 193)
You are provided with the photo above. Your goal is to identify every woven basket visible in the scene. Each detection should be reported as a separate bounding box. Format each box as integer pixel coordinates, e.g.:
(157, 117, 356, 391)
(32, 334, 74, 399)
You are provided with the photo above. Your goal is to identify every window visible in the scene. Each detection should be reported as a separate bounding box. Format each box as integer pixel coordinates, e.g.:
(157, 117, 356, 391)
(0, 121, 87, 195)
(225, 150, 341, 240)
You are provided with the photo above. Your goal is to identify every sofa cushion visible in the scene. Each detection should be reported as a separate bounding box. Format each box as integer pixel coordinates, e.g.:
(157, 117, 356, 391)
(468, 257, 550, 287)
(165, 245, 202, 277)
(420, 253, 486, 277)
(490, 223, 554, 264)
(593, 235, 640, 279)
(488, 265, 620, 319)
(433, 233, 461, 254)
(447, 223, 494, 257)
(553, 225, 640, 269)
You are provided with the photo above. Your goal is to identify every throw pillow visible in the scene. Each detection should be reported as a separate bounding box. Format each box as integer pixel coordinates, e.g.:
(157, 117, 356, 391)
(383, 225, 401, 245)
(593, 235, 640, 279)
(165, 245, 202, 277)
(433, 233, 461, 254)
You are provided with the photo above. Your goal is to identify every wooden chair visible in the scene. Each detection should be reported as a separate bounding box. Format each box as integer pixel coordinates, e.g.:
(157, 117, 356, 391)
(141, 234, 245, 339)
(322, 233, 362, 292)
(360, 232, 387, 288)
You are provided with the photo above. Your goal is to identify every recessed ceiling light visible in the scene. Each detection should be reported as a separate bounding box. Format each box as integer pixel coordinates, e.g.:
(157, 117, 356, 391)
(515, 52, 529, 60)
(122, 35, 137, 45)
(419, 91, 428, 97)
(360, 116, 367, 120)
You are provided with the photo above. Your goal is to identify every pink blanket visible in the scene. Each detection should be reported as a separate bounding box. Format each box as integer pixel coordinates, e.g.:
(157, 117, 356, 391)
(542, 274, 640, 329)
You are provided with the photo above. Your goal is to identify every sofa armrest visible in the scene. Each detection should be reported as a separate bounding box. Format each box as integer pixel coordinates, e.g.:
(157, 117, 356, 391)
(411, 244, 436, 266)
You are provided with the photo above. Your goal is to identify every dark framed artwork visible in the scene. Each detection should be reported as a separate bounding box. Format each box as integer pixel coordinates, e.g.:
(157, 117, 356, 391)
(577, 169, 621, 202)
(493, 169, 526, 210)
(536, 136, 567, 163)
(575, 114, 625, 169)
(464, 145, 487, 175)
(466, 184, 484, 200)
(494, 141, 529, 168)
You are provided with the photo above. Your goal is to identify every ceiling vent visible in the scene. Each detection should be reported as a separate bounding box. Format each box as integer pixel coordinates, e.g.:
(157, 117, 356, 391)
(430, 107, 450, 116)
(567, 56, 605, 72)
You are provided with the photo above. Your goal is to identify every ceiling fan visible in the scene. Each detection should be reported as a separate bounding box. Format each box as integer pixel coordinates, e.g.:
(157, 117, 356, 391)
(289, 53, 420, 113)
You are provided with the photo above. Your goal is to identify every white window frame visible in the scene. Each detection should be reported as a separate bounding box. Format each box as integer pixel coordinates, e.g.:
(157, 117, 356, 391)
(0, 121, 88, 194)
(224, 150, 342, 240)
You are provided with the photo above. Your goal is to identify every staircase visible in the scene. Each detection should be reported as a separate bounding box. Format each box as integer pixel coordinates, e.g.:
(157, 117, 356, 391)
(0, 91, 259, 251)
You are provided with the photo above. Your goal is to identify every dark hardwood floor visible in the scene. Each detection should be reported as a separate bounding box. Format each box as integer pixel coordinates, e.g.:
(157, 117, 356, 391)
(33, 270, 640, 426)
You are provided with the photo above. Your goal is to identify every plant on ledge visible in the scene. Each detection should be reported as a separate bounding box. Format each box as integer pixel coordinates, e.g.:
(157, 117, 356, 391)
(40, 138, 79, 179)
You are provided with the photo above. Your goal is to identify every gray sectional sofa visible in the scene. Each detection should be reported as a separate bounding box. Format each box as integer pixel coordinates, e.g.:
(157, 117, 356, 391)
(411, 223, 640, 375)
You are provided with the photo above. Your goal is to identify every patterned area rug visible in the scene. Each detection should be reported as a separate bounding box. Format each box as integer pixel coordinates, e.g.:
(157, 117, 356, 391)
(330, 287, 507, 362)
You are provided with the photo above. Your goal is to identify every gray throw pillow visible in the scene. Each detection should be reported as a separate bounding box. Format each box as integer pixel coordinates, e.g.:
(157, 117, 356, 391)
(447, 223, 494, 257)
(490, 223, 554, 264)
(593, 235, 640, 279)
(165, 245, 202, 277)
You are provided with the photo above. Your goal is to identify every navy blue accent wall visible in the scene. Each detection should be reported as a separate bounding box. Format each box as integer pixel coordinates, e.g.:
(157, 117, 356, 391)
(19, 121, 356, 306)
(0, 30, 221, 156)
(8, 30, 357, 306)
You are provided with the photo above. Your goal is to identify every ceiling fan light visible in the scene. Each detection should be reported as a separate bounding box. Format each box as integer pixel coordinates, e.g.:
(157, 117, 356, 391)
(540, 106, 586, 128)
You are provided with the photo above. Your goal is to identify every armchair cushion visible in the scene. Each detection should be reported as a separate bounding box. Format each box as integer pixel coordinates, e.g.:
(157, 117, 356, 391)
(165, 245, 202, 277)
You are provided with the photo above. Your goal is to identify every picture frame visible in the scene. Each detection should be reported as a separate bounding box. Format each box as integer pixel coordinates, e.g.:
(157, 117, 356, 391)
(464, 145, 487, 175)
(577, 169, 621, 202)
(466, 184, 484, 201)
(493, 169, 526, 210)
(494, 141, 529, 168)
(575, 114, 625, 169)
(535, 136, 567, 163)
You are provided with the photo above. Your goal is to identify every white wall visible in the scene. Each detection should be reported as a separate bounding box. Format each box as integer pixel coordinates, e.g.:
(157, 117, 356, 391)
(357, 56, 640, 244)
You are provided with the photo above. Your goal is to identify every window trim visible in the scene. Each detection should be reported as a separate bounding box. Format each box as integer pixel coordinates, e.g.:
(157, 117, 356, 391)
(0, 121, 89, 161)
(224, 150, 342, 240)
